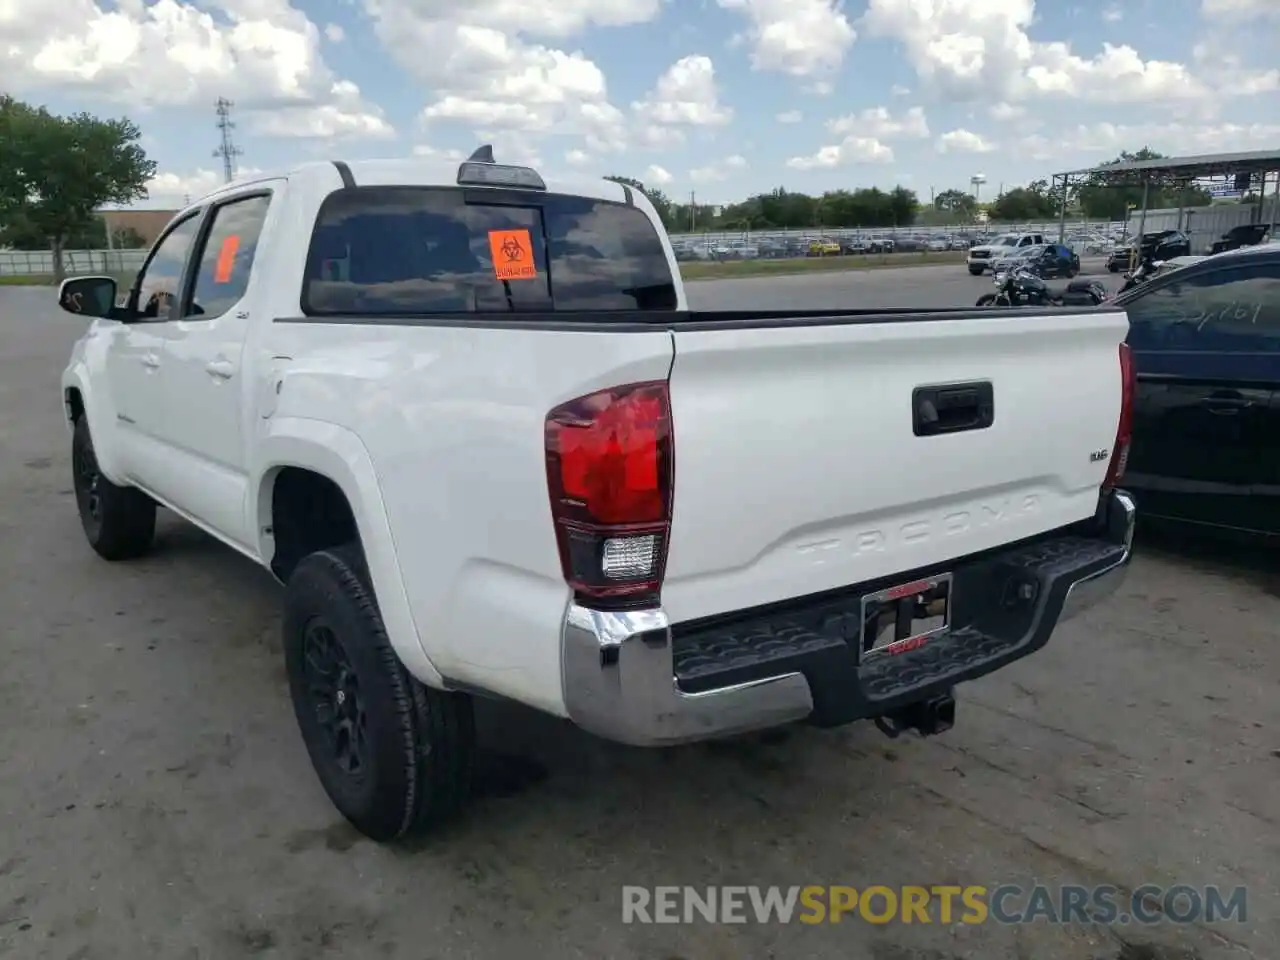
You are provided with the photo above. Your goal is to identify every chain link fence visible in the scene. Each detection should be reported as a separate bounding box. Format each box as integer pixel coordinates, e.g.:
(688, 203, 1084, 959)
(0, 249, 148, 277)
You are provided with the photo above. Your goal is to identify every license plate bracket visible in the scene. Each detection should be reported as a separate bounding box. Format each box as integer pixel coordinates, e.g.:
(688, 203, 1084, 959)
(860, 574, 952, 659)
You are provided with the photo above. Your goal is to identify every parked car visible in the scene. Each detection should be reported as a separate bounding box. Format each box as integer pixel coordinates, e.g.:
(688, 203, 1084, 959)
(967, 232, 1046, 275)
(808, 237, 841, 256)
(868, 235, 895, 253)
(1208, 223, 1270, 255)
(54, 149, 1136, 842)
(1115, 244, 1280, 538)
(926, 236, 950, 252)
(1108, 230, 1191, 273)
(991, 243, 1080, 279)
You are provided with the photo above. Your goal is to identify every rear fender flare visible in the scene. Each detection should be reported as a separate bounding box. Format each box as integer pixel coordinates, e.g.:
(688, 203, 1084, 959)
(252, 417, 445, 689)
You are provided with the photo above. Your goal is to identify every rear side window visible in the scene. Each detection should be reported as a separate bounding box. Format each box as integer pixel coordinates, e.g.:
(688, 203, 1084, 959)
(301, 186, 677, 315)
(187, 193, 272, 319)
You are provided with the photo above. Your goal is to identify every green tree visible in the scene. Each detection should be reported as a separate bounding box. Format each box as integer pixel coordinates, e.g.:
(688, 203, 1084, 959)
(1072, 148, 1214, 221)
(1, 212, 108, 250)
(0, 96, 155, 280)
(111, 226, 148, 249)
(604, 174, 674, 229)
(934, 189, 976, 215)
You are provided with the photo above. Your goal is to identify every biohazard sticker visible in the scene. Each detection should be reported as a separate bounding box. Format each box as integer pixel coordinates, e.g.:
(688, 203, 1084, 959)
(487, 229, 538, 280)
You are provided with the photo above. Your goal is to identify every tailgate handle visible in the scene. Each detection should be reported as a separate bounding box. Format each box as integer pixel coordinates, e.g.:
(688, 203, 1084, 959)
(913, 381, 995, 437)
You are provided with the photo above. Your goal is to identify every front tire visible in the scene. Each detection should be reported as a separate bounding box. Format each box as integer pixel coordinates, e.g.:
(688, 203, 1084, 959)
(976, 293, 999, 306)
(968, 265, 984, 275)
(283, 545, 475, 842)
(71, 416, 156, 561)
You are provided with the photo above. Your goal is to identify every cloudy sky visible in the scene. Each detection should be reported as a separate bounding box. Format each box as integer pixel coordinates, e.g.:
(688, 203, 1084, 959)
(2, 0, 1277, 208)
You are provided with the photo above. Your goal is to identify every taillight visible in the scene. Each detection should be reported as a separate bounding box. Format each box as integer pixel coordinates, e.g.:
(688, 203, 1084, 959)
(1103, 342, 1135, 489)
(545, 381, 674, 609)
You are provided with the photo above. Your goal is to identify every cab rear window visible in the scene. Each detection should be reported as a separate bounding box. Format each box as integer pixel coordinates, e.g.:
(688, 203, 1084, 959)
(301, 186, 678, 315)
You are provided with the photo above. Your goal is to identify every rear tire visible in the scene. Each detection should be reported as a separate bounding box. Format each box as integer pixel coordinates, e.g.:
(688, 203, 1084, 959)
(968, 266, 984, 276)
(71, 416, 156, 561)
(283, 545, 475, 842)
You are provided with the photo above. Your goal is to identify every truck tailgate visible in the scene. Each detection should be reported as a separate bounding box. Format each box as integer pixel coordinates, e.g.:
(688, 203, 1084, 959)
(660, 310, 1128, 624)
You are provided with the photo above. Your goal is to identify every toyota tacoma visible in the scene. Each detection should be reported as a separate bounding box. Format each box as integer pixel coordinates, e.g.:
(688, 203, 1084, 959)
(57, 148, 1136, 843)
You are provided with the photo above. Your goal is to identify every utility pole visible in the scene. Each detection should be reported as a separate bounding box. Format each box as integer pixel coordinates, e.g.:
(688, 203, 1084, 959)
(689, 190, 696, 232)
(213, 98, 243, 184)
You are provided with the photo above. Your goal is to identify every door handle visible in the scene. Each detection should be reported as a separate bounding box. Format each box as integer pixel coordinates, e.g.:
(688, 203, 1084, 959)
(1199, 393, 1252, 414)
(206, 359, 235, 380)
(142, 352, 160, 369)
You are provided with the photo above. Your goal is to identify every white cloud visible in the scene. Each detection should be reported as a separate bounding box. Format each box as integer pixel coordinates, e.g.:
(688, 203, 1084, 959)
(111, 165, 267, 208)
(715, 0, 856, 78)
(1201, 0, 1278, 15)
(936, 129, 995, 153)
(782, 105, 921, 171)
(1, 0, 390, 138)
(988, 101, 1025, 121)
(690, 154, 747, 182)
(889, 84, 910, 96)
(369, 0, 666, 154)
(827, 105, 929, 139)
(412, 144, 466, 161)
(1101, 6, 1122, 22)
(777, 109, 803, 123)
(632, 55, 733, 146)
(324, 23, 345, 42)
(645, 164, 674, 185)
(786, 137, 893, 170)
(565, 148, 591, 166)
(860, 0, 1230, 106)
(1042, 119, 1280, 157)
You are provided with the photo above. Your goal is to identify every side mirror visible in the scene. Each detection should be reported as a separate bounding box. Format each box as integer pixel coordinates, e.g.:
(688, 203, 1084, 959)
(58, 276, 118, 319)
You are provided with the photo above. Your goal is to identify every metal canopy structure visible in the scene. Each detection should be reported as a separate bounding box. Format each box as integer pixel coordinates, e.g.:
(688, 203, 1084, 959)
(1054, 148, 1280, 182)
(1048, 148, 1280, 242)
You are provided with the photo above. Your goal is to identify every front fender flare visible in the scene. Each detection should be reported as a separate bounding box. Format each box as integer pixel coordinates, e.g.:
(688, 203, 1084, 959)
(61, 366, 128, 485)
(252, 417, 445, 690)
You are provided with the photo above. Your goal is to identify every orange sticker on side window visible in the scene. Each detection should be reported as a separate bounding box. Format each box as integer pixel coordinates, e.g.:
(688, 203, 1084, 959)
(214, 235, 240, 283)
(487, 229, 538, 280)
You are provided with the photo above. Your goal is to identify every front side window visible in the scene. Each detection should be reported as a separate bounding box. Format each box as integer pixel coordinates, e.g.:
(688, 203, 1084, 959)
(301, 186, 677, 315)
(1124, 261, 1280, 353)
(134, 215, 201, 320)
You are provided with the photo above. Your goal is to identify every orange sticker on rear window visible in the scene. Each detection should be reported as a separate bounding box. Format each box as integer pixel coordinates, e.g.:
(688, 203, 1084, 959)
(487, 229, 538, 280)
(214, 235, 240, 283)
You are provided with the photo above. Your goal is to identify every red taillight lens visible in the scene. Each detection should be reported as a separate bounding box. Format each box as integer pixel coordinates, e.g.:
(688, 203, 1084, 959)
(545, 381, 673, 608)
(1103, 342, 1135, 489)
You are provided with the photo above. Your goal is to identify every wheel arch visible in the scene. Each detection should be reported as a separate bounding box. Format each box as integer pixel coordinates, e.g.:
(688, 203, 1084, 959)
(254, 419, 444, 689)
(62, 372, 128, 484)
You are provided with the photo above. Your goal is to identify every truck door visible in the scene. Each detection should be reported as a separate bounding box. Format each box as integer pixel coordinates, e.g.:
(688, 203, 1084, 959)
(150, 188, 276, 547)
(105, 213, 203, 484)
(1124, 259, 1275, 532)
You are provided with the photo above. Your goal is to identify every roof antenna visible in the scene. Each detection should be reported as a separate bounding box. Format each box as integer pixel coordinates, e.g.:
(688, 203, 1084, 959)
(468, 144, 495, 164)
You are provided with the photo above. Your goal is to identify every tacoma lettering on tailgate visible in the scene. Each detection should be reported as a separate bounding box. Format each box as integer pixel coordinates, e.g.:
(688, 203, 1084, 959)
(795, 494, 1042, 561)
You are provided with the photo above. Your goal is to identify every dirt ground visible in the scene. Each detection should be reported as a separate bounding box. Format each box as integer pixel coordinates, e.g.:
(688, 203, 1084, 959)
(1, 283, 1276, 960)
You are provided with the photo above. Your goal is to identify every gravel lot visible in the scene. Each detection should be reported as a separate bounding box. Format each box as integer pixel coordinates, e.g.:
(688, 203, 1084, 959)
(2, 269, 1277, 960)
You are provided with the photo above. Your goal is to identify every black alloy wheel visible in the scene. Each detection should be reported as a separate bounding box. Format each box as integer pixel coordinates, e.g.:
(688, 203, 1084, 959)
(301, 619, 370, 778)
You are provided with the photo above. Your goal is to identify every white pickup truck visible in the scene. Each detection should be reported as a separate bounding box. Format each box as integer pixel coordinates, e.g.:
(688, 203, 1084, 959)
(57, 150, 1136, 843)
(968, 231, 1046, 275)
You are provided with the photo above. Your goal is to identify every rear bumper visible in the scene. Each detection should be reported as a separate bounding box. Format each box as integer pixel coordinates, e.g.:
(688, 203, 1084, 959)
(561, 490, 1135, 747)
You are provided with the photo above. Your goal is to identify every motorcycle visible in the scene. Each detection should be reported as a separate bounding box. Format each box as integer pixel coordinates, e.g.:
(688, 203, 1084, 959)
(976, 264, 1108, 307)
(1118, 255, 1157, 294)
